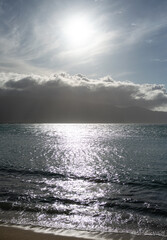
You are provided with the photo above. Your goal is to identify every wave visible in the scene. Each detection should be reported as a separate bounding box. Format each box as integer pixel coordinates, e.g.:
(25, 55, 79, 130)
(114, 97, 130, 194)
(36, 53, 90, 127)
(1, 167, 167, 188)
(0, 201, 71, 215)
(0, 167, 112, 184)
(100, 198, 167, 217)
(0, 224, 166, 240)
(1, 192, 167, 218)
(0, 167, 66, 179)
(0, 186, 96, 209)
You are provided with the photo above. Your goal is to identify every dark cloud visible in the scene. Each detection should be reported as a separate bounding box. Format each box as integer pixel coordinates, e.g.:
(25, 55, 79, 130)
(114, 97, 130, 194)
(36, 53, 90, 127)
(5, 77, 37, 89)
(0, 72, 167, 123)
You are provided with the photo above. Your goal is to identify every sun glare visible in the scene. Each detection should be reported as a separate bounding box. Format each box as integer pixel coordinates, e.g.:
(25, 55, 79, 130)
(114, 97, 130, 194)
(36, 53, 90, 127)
(63, 15, 94, 47)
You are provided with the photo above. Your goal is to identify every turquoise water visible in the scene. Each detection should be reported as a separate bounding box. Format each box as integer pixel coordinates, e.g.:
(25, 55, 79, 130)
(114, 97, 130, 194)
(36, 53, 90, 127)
(0, 124, 167, 238)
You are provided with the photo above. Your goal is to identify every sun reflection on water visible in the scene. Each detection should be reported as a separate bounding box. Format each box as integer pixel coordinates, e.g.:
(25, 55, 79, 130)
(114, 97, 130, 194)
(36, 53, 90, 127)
(33, 123, 120, 182)
(36, 124, 116, 224)
(51, 124, 100, 177)
(1, 124, 167, 235)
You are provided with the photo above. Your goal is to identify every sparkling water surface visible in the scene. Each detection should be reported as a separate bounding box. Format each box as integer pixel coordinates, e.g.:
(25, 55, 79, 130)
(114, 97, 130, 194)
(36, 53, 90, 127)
(0, 124, 167, 237)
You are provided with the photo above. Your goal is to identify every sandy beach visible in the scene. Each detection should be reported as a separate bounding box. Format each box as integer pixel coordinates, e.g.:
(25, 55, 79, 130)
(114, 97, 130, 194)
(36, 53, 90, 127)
(0, 226, 92, 240)
(1, 225, 167, 240)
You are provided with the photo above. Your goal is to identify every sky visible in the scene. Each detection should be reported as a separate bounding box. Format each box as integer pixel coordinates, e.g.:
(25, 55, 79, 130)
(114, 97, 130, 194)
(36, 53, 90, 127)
(0, 0, 167, 120)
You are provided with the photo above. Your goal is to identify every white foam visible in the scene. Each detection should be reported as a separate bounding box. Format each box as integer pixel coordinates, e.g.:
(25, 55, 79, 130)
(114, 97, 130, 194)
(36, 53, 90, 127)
(0, 224, 166, 240)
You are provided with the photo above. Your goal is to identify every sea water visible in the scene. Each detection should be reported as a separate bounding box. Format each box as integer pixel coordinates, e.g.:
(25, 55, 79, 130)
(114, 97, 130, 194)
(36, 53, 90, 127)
(0, 124, 167, 239)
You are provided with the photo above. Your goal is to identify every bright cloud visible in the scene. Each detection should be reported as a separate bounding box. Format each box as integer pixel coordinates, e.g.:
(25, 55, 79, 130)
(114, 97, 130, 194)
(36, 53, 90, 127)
(1, 72, 167, 112)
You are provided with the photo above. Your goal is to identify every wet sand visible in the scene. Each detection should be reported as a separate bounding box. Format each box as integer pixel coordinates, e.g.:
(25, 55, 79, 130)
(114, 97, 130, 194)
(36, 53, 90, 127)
(0, 225, 167, 240)
(0, 226, 92, 240)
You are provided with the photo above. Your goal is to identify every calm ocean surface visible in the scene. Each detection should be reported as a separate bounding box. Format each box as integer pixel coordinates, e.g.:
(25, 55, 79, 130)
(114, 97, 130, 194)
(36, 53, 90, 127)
(0, 124, 167, 239)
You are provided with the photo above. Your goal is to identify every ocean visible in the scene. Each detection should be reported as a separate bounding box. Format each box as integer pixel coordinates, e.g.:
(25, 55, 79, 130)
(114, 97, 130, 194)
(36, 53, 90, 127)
(0, 124, 167, 239)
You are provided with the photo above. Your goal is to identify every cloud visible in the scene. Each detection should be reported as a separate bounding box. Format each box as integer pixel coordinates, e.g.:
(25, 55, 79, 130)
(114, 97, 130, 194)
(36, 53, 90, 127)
(151, 58, 167, 63)
(1, 0, 167, 81)
(5, 77, 37, 89)
(0, 72, 167, 124)
(114, 8, 167, 49)
(0, 0, 125, 74)
(1, 72, 167, 109)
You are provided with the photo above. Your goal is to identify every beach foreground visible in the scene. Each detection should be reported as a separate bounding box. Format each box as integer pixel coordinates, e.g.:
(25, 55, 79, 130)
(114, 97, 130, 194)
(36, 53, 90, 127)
(0, 226, 91, 240)
(0, 226, 167, 240)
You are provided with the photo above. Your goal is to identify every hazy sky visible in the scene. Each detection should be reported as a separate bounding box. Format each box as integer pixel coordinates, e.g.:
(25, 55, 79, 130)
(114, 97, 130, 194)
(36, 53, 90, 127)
(0, 0, 167, 116)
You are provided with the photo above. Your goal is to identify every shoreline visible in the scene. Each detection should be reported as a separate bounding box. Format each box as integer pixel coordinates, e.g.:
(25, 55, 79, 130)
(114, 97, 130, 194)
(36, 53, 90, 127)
(0, 225, 167, 240)
(0, 226, 91, 240)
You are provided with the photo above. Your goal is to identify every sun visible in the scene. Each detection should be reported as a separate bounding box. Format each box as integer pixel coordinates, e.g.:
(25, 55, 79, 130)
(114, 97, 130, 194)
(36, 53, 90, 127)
(63, 15, 94, 47)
